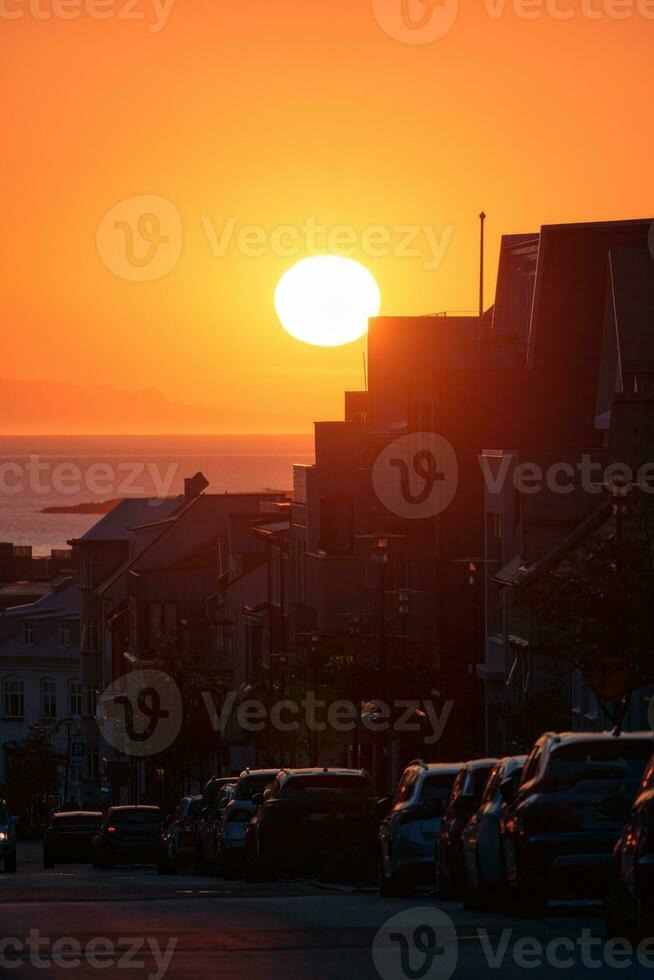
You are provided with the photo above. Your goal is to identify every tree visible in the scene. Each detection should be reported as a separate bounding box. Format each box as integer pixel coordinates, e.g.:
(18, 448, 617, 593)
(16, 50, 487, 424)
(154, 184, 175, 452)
(516, 490, 654, 728)
(2, 723, 65, 812)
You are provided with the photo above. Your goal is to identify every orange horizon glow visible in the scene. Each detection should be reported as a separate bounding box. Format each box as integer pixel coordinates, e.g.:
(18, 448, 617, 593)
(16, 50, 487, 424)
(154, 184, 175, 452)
(1, 1, 653, 433)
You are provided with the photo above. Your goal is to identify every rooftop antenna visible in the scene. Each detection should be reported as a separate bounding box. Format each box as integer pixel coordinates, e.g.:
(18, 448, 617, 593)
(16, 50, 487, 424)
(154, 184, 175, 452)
(363, 351, 368, 391)
(479, 211, 486, 318)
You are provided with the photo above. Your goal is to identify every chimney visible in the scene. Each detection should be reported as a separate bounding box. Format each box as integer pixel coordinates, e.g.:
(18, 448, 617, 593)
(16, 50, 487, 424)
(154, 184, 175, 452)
(184, 472, 209, 500)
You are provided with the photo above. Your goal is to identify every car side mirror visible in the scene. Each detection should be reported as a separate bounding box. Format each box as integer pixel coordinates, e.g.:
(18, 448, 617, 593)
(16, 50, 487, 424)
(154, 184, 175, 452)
(263, 788, 271, 802)
(251, 793, 264, 807)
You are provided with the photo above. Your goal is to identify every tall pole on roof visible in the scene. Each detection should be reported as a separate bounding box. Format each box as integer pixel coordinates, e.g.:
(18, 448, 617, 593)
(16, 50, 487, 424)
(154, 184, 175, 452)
(479, 211, 486, 319)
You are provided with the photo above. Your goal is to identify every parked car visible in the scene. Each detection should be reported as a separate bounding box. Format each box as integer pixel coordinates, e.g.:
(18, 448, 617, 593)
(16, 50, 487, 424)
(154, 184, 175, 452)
(92, 805, 162, 868)
(501, 731, 654, 914)
(196, 783, 235, 873)
(200, 776, 236, 814)
(461, 755, 526, 908)
(43, 811, 102, 868)
(0, 800, 18, 873)
(245, 768, 375, 881)
(215, 769, 279, 878)
(158, 795, 203, 874)
(378, 760, 461, 896)
(606, 750, 654, 937)
(436, 758, 498, 899)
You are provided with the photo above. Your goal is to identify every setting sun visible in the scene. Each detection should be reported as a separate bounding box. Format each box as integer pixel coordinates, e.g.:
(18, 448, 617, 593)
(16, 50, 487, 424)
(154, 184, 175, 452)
(274, 255, 381, 347)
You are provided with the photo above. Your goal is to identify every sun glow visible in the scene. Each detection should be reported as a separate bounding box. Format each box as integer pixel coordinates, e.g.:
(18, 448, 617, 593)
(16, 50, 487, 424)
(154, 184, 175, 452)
(274, 256, 381, 347)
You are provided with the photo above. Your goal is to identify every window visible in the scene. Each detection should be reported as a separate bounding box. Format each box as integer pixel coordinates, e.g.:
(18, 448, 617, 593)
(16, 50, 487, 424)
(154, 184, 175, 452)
(87, 748, 99, 780)
(69, 742, 85, 785)
(84, 684, 97, 718)
(41, 678, 57, 720)
(211, 623, 234, 664)
(58, 621, 72, 649)
(22, 620, 37, 646)
(68, 679, 82, 716)
(81, 621, 99, 653)
(80, 554, 99, 589)
(2, 677, 24, 719)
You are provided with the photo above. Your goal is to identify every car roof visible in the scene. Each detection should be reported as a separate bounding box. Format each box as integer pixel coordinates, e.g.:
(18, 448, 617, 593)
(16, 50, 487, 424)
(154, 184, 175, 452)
(54, 810, 102, 818)
(463, 758, 500, 770)
(239, 769, 280, 778)
(107, 805, 161, 812)
(541, 731, 654, 747)
(278, 768, 367, 778)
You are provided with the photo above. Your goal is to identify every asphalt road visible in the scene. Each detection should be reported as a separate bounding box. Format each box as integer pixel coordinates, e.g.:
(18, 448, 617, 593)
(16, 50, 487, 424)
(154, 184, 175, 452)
(1, 843, 652, 979)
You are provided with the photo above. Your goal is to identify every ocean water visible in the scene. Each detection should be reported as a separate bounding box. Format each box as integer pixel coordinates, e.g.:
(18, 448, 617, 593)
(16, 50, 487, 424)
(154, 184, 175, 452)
(0, 435, 314, 556)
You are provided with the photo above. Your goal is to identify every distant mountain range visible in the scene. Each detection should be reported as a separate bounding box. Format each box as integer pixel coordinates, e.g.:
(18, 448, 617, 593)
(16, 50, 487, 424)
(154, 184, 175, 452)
(0, 377, 308, 434)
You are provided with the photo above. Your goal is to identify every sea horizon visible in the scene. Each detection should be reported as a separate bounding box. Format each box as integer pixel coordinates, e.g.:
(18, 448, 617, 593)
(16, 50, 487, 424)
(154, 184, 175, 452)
(0, 434, 315, 555)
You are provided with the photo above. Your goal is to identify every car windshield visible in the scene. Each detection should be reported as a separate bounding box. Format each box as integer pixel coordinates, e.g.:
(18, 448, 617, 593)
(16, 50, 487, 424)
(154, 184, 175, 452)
(548, 740, 653, 781)
(467, 766, 495, 802)
(112, 809, 161, 825)
(236, 776, 275, 800)
(420, 773, 457, 803)
(283, 776, 370, 799)
(0, 804, 9, 825)
(55, 815, 101, 829)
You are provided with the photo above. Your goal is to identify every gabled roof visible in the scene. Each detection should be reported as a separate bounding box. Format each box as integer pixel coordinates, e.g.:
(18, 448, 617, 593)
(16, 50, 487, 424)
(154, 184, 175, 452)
(71, 497, 183, 543)
(2, 578, 80, 619)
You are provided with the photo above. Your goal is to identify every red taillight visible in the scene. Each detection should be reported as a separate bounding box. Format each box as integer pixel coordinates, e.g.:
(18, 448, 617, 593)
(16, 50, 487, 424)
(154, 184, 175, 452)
(107, 826, 116, 833)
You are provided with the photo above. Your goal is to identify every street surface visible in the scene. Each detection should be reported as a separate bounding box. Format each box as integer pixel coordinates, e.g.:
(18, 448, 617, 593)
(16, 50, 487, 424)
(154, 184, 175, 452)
(0, 843, 652, 979)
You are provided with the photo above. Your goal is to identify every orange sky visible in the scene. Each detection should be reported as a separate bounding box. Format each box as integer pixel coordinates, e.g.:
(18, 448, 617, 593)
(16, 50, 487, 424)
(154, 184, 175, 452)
(2, 0, 653, 432)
